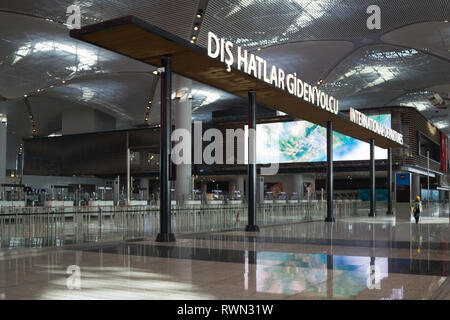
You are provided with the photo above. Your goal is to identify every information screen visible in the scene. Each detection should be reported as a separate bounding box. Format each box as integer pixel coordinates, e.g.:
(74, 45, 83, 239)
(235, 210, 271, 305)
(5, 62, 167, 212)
(252, 114, 391, 164)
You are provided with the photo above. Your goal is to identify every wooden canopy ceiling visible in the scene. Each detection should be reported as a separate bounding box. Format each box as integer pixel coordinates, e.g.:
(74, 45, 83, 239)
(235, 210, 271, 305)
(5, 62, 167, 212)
(71, 16, 404, 149)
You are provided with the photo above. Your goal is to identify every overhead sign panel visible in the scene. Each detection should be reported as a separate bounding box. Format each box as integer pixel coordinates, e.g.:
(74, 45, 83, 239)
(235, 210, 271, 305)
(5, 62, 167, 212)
(70, 15, 404, 149)
(349, 108, 403, 145)
(207, 32, 339, 117)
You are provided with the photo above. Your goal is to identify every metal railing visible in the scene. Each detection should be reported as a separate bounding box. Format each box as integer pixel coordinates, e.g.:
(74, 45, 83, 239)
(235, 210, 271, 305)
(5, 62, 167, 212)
(0, 200, 377, 248)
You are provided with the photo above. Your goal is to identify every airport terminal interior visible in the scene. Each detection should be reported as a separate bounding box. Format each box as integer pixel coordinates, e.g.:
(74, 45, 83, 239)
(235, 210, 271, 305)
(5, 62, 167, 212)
(0, 0, 449, 301)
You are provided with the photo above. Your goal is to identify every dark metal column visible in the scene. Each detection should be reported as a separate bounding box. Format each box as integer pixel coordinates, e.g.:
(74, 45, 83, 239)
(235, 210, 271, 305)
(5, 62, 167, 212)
(325, 121, 335, 222)
(386, 146, 393, 215)
(369, 138, 376, 217)
(245, 90, 260, 232)
(156, 56, 176, 242)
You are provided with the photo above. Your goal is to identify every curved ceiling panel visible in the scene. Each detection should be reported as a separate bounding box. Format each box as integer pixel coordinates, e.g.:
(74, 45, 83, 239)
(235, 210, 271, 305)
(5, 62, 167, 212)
(255, 40, 354, 85)
(0, 1, 448, 137)
(41, 73, 157, 123)
(381, 21, 450, 60)
(0, 12, 153, 98)
(388, 89, 450, 134)
(198, 0, 450, 50)
(321, 44, 450, 109)
(0, 0, 199, 41)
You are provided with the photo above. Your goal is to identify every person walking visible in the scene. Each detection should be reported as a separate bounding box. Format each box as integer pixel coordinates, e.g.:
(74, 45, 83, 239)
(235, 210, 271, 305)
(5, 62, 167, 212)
(411, 196, 422, 224)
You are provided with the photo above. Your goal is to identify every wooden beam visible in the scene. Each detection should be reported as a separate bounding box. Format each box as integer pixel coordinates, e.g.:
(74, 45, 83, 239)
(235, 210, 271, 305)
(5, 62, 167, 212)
(71, 16, 404, 149)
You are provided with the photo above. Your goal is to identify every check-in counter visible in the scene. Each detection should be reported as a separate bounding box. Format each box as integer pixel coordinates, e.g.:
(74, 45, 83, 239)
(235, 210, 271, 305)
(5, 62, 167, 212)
(44, 201, 74, 207)
(86, 200, 115, 217)
(207, 200, 223, 205)
(0, 201, 26, 207)
(274, 200, 287, 204)
(128, 200, 147, 206)
(184, 200, 202, 205)
(88, 200, 114, 207)
(288, 200, 299, 204)
(263, 200, 274, 204)
(154, 200, 177, 207)
(228, 200, 243, 205)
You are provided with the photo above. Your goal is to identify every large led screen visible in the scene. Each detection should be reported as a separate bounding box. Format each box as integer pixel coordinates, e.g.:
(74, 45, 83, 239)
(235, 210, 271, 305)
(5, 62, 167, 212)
(253, 114, 390, 164)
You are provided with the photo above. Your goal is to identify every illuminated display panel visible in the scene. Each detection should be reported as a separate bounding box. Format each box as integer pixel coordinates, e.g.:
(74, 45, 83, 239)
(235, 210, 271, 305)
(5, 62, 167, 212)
(254, 114, 391, 164)
(253, 252, 389, 298)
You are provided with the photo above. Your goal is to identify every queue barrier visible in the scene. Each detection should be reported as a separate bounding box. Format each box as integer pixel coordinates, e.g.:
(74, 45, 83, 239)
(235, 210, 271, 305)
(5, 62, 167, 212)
(1, 199, 433, 248)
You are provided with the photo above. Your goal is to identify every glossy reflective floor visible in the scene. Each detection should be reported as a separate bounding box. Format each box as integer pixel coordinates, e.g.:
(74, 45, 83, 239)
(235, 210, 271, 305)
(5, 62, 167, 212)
(0, 214, 448, 300)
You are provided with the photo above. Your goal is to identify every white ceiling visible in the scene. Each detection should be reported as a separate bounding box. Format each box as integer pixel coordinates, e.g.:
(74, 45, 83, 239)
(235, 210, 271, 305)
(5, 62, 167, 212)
(0, 0, 449, 146)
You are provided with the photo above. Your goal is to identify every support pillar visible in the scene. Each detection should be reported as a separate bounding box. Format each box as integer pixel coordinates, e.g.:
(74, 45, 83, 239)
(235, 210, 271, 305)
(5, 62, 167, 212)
(200, 181, 207, 196)
(386, 147, 393, 215)
(0, 104, 7, 185)
(293, 174, 303, 200)
(229, 180, 236, 197)
(113, 176, 120, 205)
(156, 56, 176, 242)
(369, 138, 376, 217)
(126, 133, 131, 205)
(245, 90, 259, 232)
(174, 76, 192, 205)
(140, 177, 149, 201)
(412, 174, 420, 201)
(236, 175, 244, 198)
(325, 121, 335, 222)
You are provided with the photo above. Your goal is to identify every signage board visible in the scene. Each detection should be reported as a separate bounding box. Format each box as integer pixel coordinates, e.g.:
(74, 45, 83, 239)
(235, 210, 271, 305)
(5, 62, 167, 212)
(207, 32, 340, 116)
(349, 108, 403, 145)
(396, 172, 410, 203)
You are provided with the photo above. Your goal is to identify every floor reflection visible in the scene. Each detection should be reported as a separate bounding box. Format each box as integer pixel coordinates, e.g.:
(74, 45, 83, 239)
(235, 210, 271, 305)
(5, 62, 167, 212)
(0, 215, 448, 300)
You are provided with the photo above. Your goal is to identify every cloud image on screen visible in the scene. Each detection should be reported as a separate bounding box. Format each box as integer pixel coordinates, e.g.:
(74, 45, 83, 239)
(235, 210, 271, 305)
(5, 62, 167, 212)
(254, 114, 390, 164)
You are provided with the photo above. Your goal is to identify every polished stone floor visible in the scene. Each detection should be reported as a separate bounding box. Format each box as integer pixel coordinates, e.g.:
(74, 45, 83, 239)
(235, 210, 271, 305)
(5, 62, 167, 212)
(0, 215, 448, 300)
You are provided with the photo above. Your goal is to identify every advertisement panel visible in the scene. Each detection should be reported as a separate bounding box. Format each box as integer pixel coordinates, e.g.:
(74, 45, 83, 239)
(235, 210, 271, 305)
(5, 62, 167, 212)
(254, 114, 391, 164)
(441, 132, 446, 172)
